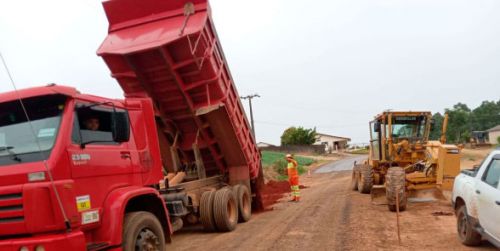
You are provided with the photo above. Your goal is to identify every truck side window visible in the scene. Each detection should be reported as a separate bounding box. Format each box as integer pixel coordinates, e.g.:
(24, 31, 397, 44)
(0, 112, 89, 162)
(72, 104, 129, 145)
(482, 159, 500, 189)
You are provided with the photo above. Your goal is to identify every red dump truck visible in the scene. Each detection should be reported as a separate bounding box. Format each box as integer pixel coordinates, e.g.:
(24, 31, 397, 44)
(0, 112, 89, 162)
(0, 0, 262, 250)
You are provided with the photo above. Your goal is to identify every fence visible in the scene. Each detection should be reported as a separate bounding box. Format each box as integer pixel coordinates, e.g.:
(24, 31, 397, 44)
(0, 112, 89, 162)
(259, 145, 326, 154)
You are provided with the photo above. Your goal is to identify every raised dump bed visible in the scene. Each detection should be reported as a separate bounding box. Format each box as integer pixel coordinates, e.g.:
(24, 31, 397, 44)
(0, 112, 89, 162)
(97, 0, 261, 186)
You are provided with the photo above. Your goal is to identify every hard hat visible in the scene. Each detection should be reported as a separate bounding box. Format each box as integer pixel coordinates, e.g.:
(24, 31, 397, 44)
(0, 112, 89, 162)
(286, 154, 292, 158)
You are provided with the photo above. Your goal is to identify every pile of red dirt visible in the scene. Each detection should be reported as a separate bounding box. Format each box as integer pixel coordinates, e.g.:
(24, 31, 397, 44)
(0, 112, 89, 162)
(258, 180, 290, 210)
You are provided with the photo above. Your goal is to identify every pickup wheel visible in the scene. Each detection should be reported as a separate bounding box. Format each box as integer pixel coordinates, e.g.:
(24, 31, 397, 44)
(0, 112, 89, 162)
(386, 167, 407, 212)
(213, 187, 239, 232)
(200, 190, 217, 231)
(351, 165, 360, 191)
(357, 164, 373, 194)
(122, 211, 165, 251)
(456, 205, 481, 246)
(235, 185, 252, 223)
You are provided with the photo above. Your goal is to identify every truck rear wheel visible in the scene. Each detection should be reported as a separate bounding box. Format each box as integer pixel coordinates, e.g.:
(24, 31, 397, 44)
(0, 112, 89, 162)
(200, 190, 217, 231)
(235, 184, 252, 223)
(456, 205, 481, 246)
(122, 211, 165, 251)
(357, 164, 373, 194)
(351, 165, 360, 191)
(213, 187, 238, 232)
(386, 167, 407, 212)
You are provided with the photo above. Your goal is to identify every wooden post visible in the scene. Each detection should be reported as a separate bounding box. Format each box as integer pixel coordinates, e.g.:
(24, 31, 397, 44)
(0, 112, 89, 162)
(396, 188, 401, 245)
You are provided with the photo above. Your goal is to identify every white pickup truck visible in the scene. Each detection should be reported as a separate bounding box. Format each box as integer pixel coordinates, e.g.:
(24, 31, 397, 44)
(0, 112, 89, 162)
(452, 149, 500, 248)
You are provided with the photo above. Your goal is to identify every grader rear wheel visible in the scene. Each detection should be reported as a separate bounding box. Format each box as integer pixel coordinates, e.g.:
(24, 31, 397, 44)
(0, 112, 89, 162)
(386, 167, 407, 212)
(357, 165, 373, 194)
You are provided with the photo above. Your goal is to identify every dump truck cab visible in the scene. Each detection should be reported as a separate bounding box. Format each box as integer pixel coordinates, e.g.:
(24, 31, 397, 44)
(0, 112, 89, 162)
(0, 0, 262, 249)
(0, 85, 171, 250)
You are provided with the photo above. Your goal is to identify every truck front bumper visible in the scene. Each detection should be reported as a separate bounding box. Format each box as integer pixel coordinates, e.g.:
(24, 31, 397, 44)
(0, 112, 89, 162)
(0, 230, 86, 251)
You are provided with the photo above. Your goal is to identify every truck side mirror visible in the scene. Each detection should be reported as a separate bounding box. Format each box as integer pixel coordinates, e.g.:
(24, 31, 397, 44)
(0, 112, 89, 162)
(430, 119, 435, 131)
(111, 110, 130, 143)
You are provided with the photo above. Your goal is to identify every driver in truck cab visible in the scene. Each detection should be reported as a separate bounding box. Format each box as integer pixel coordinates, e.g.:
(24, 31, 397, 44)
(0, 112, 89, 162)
(83, 116, 100, 131)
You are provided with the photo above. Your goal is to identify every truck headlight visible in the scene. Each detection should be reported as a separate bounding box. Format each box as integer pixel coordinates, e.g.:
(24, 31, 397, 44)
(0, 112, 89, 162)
(19, 247, 29, 251)
(35, 246, 45, 251)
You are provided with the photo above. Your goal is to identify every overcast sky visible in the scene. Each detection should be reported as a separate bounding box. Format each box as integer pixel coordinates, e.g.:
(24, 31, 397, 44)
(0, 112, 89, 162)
(1, 0, 499, 145)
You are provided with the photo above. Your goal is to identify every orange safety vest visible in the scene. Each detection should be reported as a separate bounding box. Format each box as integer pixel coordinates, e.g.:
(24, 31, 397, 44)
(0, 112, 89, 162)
(287, 159, 298, 178)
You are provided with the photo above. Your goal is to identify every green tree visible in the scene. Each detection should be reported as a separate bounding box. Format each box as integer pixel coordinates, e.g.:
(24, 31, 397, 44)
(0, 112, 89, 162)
(446, 103, 471, 143)
(280, 126, 317, 145)
(429, 112, 444, 140)
(470, 100, 500, 131)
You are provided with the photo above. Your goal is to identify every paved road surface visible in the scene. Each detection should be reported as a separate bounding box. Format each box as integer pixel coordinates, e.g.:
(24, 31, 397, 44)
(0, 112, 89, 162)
(314, 155, 367, 173)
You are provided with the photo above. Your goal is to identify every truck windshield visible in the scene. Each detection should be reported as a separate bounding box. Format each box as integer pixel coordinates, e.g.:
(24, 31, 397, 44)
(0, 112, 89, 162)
(0, 95, 66, 166)
(390, 116, 427, 140)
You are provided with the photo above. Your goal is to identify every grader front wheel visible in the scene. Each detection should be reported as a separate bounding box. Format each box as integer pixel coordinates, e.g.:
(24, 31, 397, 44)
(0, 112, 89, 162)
(357, 165, 373, 194)
(350, 165, 360, 191)
(386, 167, 407, 212)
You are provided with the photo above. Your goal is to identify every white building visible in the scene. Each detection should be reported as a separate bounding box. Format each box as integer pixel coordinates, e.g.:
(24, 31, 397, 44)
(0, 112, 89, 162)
(257, 142, 276, 148)
(487, 125, 500, 145)
(314, 133, 351, 152)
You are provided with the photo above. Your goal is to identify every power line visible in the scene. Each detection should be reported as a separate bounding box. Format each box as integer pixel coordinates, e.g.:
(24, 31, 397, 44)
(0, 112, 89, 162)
(254, 120, 367, 129)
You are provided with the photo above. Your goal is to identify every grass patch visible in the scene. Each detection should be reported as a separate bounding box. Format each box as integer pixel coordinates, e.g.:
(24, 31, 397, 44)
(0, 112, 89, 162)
(261, 151, 315, 181)
(349, 148, 369, 154)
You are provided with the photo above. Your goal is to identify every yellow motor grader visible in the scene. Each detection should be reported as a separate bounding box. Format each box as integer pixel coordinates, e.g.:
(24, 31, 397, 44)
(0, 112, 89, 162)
(351, 111, 461, 211)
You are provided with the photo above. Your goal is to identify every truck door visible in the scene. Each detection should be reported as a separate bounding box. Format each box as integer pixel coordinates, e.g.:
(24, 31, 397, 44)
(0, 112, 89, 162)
(67, 103, 136, 212)
(476, 155, 500, 239)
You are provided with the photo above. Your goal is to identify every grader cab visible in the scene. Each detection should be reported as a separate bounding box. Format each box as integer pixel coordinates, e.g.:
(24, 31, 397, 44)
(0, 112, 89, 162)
(351, 111, 461, 211)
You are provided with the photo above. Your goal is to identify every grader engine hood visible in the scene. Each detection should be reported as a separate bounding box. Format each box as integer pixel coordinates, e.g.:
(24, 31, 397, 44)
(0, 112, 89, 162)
(426, 141, 461, 190)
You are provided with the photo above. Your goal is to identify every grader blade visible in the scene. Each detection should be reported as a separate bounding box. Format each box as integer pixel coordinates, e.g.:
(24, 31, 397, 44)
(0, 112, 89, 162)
(407, 188, 445, 203)
(370, 185, 387, 205)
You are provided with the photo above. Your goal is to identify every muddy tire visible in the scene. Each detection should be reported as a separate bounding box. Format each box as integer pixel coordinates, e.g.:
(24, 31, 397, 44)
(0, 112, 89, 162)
(200, 190, 217, 231)
(213, 187, 239, 232)
(351, 165, 360, 191)
(456, 205, 481, 246)
(357, 165, 373, 194)
(386, 167, 407, 212)
(122, 211, 165, 251)
(235, 185, 252, 223)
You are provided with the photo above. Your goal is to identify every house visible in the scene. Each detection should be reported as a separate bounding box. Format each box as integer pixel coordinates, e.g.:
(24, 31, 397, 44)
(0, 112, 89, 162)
(487, 125, 500, 145)
(314, 133, 351, 152)
(471, 131, 489, 144)
(257, 142, 276, 148)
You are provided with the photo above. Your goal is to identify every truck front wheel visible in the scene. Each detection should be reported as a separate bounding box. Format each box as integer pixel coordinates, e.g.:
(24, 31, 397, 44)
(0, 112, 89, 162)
(456, 205, 481, 246)
(122, 211, 165, 251)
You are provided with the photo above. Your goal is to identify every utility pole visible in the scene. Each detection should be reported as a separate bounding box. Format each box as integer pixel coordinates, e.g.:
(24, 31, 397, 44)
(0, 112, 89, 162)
(240, 94, 260, 138)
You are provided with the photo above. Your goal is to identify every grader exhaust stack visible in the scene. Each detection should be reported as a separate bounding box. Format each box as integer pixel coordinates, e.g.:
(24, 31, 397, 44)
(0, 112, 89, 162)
(351, 111, 461, 211)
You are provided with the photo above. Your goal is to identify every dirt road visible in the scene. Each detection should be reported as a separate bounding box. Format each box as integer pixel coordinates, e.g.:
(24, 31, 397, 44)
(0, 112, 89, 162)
(168, 156, 496, 251)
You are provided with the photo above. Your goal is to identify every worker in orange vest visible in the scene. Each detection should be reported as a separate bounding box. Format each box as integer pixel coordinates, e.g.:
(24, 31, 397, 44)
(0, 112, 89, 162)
(286, 154, 300, 202)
